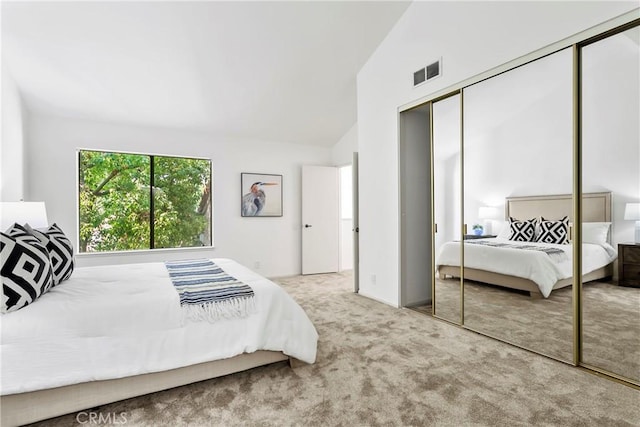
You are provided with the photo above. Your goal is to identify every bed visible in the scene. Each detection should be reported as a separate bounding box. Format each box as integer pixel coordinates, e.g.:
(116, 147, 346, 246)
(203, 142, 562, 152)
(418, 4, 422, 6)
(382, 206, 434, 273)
(0, 258, 318, 426)
(436, 192, 616, 298)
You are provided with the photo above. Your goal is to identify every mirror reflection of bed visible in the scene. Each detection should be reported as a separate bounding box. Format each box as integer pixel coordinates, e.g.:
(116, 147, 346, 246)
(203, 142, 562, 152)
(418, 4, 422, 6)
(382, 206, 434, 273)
(456, 45, 578, 362)
(438, 192, 615, 299)
(434, 192, 639, 377)
(406, 21, 638, 385)
(408, 22, 639, 386)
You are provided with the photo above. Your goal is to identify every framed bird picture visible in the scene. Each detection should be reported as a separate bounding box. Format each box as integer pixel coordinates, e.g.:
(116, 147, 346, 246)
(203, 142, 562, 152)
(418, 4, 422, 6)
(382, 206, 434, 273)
(241, 173, 283, 217)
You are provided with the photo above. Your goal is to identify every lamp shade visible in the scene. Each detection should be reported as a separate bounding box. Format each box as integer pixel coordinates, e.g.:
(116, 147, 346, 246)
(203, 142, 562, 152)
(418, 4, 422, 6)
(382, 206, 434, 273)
(478, 206, 499, 219)
(0, 202, 49, 231)
(624, 203, 640, 221)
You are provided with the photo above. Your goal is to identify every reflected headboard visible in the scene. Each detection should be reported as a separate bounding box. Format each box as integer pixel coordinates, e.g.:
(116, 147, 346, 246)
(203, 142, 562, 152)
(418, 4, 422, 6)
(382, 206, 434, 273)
(506, 192, 611, 222)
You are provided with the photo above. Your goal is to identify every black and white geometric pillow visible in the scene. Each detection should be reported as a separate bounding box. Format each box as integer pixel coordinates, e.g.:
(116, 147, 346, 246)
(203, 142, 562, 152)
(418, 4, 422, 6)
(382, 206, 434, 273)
(1, 224, 54, 314)
(537, 216, 569, 245)
(509, 217, 537, 242)
(26, 223, 74, 285)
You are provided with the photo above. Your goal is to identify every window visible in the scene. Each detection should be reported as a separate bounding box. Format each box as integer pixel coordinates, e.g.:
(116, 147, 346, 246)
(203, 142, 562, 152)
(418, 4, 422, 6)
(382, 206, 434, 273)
(78, 150, 212, 253)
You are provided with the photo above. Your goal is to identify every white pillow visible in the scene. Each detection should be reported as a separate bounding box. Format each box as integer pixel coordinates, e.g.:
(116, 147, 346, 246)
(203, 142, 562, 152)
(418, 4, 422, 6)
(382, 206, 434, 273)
(496, 220, 511, 239)
(582, 222, 611, 245)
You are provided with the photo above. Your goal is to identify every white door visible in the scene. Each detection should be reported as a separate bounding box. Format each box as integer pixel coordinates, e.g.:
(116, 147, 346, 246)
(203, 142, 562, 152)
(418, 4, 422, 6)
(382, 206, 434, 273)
(302, 165, 339, 275)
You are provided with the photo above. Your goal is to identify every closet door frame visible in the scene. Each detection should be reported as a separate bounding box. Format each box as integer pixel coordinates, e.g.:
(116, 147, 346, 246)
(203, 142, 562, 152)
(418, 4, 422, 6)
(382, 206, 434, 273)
(429, 91, 464, 325)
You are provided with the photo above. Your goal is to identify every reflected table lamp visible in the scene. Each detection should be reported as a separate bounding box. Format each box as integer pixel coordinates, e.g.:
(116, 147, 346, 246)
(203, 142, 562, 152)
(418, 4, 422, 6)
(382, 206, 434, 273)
(624, 202, 640, 244)
(478, 206, 500, 235)
(0, 202, 49, 231)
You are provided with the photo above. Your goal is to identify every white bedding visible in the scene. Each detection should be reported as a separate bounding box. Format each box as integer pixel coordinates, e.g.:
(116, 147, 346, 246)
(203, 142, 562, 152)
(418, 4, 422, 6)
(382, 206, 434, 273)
(435, 238, 617, 298)
(0, 258, 318, 395)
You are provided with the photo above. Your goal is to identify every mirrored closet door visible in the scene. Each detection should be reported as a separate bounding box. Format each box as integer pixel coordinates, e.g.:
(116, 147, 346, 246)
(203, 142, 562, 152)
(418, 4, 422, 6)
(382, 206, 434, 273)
(581, 24, 640, 383)
(407, 16, 639, 387)
(432, 94, 462, 324)
(460, 47, 574, 363)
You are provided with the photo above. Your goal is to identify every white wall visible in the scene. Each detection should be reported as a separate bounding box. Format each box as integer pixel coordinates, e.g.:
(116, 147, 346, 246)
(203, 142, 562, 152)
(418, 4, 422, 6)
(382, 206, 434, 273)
(1, 62, 26, 201)
(25, 114, 332, 277)
(331, 122, 358, 166)
(357, 1, 638, 306)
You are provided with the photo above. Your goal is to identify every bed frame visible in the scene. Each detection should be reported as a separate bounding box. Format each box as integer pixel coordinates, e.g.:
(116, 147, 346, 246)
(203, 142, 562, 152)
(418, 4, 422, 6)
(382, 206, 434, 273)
(438, 192, 613, 298)
(0, 351, 289, 426)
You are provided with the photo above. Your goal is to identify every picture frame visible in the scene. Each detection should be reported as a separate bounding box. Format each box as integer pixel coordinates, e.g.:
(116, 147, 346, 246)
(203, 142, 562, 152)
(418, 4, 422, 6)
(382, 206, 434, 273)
(241, 173, 283, 217)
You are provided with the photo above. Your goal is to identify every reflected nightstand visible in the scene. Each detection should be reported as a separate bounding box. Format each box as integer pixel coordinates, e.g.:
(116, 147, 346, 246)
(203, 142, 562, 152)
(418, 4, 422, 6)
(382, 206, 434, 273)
(618, 243, 640, 287)
(463, 235, 497, 240)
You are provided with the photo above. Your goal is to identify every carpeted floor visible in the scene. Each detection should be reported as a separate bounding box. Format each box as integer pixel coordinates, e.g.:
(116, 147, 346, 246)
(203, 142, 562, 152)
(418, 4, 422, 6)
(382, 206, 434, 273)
(423, 277, 640, 380)
(31, 272, 639, 426)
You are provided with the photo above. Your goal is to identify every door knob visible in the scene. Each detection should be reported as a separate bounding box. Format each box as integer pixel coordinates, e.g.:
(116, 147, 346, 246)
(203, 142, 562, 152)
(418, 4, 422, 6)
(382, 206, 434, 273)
(304, 224, 312, 228)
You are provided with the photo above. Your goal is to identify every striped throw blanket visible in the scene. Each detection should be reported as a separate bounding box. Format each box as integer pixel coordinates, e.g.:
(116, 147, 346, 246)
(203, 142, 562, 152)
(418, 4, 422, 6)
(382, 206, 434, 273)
(464, 240, 568, 263)
(165, 259, 256, 322)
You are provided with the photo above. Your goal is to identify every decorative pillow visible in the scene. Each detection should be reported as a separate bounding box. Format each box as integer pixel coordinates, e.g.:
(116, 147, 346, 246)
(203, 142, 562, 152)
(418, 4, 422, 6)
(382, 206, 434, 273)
(1, 224, 54, 314)
(582, 222, 611, 246)
(508, 217, 537, 242)
(26, 223, 75, 285)
(536, 216, 569, 244)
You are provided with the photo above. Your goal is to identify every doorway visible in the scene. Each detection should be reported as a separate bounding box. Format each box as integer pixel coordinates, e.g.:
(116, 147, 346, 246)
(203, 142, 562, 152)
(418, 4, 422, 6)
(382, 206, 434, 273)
(398, 105, 433, 308)
(340, 153, 359, 294)
(301, 160, 359, 292)
(301, 165, 340, 275)
(339, 164, 353, 272)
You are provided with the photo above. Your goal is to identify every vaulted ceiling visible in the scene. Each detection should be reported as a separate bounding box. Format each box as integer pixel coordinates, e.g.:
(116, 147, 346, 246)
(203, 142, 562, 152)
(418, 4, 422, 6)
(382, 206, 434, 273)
(2, 1, 411, 146)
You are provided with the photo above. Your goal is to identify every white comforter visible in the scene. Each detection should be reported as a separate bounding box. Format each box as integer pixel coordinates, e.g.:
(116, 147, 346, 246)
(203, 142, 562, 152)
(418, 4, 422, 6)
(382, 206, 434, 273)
(436, 238, 617, 298)
(0, 258, 318, 395)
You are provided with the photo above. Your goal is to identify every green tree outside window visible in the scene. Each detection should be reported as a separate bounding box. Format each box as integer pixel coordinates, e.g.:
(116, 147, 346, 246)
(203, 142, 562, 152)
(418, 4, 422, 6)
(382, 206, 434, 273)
(78, 150, 211, 253)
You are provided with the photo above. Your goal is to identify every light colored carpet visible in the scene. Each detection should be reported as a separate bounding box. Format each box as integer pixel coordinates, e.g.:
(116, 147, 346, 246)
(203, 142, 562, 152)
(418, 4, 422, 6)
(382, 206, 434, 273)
(426, 277, 640, 380)
(30, 272, 639, 426)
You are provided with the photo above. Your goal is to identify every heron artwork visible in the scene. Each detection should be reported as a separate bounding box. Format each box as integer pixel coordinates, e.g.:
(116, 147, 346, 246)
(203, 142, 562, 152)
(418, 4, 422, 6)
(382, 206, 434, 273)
(242, 181, 278, 216)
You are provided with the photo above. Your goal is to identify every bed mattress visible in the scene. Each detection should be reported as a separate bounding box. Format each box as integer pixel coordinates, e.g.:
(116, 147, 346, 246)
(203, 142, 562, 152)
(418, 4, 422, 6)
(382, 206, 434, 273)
(0, 258, 318, 395)
(435, 238, 617, 297)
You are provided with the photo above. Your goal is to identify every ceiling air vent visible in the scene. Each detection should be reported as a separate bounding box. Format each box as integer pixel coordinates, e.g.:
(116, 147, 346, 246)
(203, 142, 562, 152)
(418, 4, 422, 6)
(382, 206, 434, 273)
(413, 58, 442, 87)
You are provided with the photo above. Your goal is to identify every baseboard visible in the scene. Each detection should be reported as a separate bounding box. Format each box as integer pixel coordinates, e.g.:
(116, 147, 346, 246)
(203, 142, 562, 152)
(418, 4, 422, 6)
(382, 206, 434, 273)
(357, 289, 399, 308)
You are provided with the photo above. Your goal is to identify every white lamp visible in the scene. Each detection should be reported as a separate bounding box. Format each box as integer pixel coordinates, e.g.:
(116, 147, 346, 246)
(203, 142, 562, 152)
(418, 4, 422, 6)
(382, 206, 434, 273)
(0, 202, 49, 231)
(624, 202, 640, 244)
(478, 206, 499, 235)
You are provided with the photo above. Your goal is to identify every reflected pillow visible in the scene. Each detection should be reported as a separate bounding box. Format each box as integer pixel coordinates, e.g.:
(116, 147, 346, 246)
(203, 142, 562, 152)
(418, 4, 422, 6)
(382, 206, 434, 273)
(509, 217, 537, 242)
(536, 216, 569, 244)
(582, 222, 611, 246)
(497, 220, 511, 239)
